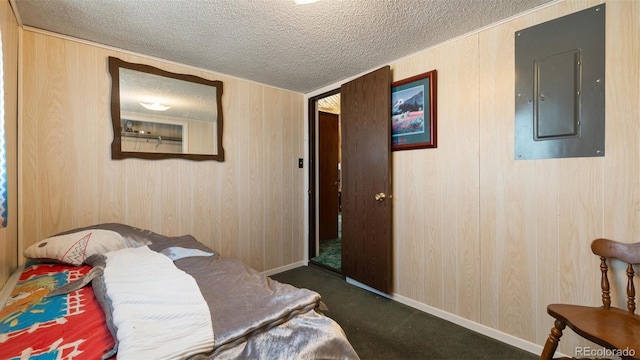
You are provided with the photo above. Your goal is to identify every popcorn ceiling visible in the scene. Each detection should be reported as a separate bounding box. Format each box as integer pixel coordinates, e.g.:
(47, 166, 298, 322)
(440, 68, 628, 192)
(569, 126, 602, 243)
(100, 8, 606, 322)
(14, 0, 553, 93)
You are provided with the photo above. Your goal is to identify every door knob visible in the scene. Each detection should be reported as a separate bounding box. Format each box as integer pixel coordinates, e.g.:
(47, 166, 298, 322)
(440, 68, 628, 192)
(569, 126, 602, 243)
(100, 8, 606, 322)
(374, 192, 386, 202)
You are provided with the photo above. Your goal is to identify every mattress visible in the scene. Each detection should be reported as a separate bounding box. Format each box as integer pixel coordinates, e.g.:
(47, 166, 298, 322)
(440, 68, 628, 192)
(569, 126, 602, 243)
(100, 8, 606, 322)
(0, 223, 359, 360)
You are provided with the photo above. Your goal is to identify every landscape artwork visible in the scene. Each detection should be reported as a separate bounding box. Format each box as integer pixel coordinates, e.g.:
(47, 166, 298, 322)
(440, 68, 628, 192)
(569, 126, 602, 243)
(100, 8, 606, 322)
(392, 86, 426, 137)
(391, 70, 437, 151)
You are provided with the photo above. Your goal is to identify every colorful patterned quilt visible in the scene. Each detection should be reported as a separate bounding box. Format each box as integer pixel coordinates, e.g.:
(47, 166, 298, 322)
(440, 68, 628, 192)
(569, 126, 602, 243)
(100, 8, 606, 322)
(1, 223, 359, 360)
(0, 261, 114, 360)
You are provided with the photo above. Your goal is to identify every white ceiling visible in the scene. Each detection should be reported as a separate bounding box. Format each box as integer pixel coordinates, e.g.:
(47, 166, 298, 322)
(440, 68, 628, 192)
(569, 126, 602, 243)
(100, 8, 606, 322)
(12, 0, 555, 94)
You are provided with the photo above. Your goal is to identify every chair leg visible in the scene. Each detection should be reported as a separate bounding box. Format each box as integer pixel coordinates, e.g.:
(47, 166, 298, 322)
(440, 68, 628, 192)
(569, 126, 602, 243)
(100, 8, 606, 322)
(540, 319, 566, 360)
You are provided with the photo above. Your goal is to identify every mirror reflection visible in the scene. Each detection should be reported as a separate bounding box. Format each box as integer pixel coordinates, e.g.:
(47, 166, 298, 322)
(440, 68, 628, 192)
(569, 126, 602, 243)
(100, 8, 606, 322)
(109, 57, 224, 161)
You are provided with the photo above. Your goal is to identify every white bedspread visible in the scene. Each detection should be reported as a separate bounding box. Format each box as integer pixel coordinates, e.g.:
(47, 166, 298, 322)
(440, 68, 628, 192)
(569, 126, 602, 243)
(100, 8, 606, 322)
(104, 246, 214, 360)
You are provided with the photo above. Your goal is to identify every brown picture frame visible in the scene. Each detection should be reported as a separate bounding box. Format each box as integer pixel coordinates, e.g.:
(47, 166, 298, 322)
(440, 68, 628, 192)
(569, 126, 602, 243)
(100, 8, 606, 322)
(391, 70, 437, 151)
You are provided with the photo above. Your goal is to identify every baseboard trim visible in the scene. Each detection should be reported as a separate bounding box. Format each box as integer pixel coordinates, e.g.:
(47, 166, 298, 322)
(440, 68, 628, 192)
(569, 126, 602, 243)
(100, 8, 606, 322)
(391, 293, 544, 357)
(343, 278, 555, 358)
(262, 260, 307, 277)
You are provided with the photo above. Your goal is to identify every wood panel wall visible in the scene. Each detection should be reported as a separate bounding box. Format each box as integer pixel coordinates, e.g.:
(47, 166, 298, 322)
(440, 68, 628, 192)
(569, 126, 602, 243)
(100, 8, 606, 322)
(18, 30, 305, 274)
(391, 0, 639, 355)
(0, 0, 19, 285)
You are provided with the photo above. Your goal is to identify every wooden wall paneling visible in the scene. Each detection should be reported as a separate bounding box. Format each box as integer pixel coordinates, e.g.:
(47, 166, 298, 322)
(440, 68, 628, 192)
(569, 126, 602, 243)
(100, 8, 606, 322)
(94, 48, 126, 224)
(391, 53, 427, 300)
(263, 87, 283, 270)
(603, 0, 640, 243)
(392, 149, 425, 299)
(501, 158, 537, 341)
(532, 158, 560, 345)
(249, 84, 265, 271)
(288, 94, 299, 262)
(494, 6, 561, 343)
(556, 159, 603, 355)
(526, 0, 562, 334)
(232, 79, 252, 265)
(201, 75, 224, 255)
(125, 159, 158, 230)
(177, 160, 193, 236)
(23, 31, 42, 242)
(292, 93, 304, 262)
(404, 47, 444, 309)
(442, 36, 480, 321)
(190, 160, 219, 252)
(39, 35, 79, 237)
(20, 31, 40, 249)
(491, 10, 536, 340)
(418, 47, 446, 310)
(475, 14, 547, 334)
(557, 158, 603, 353)
(291, 91, 304, 263)
(19, 30, 305, 274)
(477, 18, 500, 328)
(280, 91, 293, 265)
(439, 37, 479, 317)
(420, 157, 444, 310)
(472, 2, 521, 334)
(517, 4, 563, 343)
(437, 41, 460, 316)
(273, 88, 285, 267)
(159, 160, 181, 235)
(219, 75, 240, 260)
(184, 68, 224, 252)
(71, 41, 99, 226)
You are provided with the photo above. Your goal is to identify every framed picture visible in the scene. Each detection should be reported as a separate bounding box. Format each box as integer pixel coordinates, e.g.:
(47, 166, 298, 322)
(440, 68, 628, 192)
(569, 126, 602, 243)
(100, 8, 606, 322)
(391, 70, 437, 151)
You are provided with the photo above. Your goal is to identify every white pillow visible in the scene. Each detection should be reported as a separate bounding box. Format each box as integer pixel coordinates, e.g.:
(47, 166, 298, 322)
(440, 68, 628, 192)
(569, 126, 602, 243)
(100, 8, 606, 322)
(24, 229, 128, 266)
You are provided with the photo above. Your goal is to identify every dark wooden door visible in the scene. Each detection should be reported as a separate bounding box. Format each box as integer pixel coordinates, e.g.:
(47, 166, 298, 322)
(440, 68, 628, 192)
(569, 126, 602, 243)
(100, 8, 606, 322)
(319, 111, 340, 240)
(340, 66, 392, 294)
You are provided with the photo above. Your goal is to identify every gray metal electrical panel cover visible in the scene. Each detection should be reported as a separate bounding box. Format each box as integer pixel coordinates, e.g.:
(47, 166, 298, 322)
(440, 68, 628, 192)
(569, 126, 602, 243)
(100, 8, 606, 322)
(515, 5, 605, 160)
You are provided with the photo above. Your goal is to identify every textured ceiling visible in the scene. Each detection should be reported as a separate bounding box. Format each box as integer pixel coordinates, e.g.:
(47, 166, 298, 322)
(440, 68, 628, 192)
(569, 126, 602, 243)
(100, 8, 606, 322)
(13, 0, 555, 94)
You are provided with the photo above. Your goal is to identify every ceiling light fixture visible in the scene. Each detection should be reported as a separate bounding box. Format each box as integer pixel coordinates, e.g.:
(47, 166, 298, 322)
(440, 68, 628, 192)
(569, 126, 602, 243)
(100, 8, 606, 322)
(139, 102, 170, 111)
(294, 0, 318, 4)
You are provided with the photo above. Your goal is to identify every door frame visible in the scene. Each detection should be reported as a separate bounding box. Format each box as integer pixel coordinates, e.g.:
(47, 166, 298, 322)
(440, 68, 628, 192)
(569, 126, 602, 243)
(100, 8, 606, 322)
(307, 88, 340, 264)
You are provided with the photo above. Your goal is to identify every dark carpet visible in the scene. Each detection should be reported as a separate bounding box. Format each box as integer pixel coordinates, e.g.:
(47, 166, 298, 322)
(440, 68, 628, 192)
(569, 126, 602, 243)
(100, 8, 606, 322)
(270, 265, 538, 360)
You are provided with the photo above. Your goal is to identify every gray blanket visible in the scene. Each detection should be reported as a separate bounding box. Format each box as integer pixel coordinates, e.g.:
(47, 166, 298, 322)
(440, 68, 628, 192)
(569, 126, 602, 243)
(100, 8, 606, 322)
(64, 223, 359, 359)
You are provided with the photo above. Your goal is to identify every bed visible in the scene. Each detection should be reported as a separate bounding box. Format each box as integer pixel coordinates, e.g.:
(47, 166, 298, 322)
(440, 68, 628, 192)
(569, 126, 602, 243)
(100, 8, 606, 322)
(0, 223, 359, 359)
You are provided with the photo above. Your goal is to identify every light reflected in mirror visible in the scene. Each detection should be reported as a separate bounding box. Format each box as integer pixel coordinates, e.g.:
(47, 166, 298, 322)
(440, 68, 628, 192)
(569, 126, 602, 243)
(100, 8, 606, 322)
(109, 57, 224, 161)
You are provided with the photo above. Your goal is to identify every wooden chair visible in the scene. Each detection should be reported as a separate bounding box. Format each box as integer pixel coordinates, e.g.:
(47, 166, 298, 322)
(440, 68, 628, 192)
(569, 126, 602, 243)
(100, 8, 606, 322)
(540, 238, 640, 360)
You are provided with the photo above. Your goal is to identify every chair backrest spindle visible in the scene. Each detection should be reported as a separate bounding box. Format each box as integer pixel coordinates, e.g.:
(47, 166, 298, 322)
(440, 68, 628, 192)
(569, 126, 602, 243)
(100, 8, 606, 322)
(599, 256, 611, 309)
(627, 264, 636, 315)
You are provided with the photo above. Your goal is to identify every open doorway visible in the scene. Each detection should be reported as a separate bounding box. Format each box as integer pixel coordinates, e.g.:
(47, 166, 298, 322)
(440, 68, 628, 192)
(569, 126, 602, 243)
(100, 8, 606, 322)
(309, 66, 392, 292)
(308, 89, 341, 272)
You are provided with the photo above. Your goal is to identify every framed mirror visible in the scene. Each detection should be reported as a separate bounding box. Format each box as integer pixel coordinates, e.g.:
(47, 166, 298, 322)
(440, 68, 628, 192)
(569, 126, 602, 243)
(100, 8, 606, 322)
(108, 56, 224, 161)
